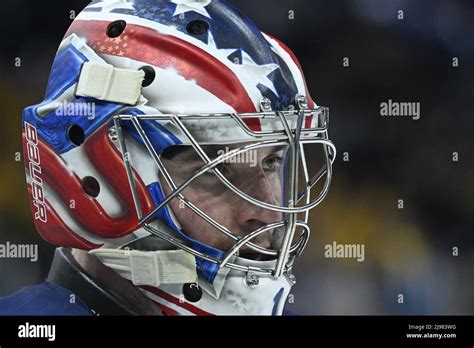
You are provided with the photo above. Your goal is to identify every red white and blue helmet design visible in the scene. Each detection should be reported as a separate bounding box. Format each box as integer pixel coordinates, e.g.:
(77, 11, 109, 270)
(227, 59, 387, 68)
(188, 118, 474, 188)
(22, 0, 336, 297)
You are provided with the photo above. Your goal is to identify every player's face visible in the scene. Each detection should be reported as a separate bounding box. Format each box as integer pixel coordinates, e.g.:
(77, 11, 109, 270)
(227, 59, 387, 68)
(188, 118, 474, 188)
(159, 143, 287, 259)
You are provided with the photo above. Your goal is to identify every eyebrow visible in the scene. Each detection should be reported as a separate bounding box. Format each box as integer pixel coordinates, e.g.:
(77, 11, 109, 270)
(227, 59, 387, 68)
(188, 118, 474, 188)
(271, 145, 287, 154)
(164, 144, 287, 161)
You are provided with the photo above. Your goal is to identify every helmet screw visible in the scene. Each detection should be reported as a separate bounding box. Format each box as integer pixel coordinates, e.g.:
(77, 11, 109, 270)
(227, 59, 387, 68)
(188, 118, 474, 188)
(285, 270, 297, 285)
(260, 97, 272, 112)
(108, 127, 119, 142)
(245, 272, 260, 289)
(183, 283, 203, 303)
(296, 95, 308, 110)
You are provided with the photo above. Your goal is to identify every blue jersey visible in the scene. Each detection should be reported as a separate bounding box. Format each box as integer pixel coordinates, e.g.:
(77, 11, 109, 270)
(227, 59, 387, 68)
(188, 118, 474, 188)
(0, 282, 94, 316)
(0, 281, 297, 316)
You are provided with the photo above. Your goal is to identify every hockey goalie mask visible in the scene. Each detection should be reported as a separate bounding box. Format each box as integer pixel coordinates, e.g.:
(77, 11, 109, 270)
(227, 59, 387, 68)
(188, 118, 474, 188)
(22, 0, 336, 315)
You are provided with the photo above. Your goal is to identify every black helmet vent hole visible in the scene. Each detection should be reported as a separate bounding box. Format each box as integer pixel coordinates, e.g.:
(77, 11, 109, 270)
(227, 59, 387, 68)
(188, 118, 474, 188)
(68, 124, 85, 147)
(107, 20, 127, 38)
(82, 176, 101, 198)
(139, 66, 156, 87)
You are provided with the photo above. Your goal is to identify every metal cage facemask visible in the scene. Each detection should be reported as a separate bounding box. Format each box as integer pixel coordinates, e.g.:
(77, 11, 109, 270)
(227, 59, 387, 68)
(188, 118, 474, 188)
(112, 96, 336, 278)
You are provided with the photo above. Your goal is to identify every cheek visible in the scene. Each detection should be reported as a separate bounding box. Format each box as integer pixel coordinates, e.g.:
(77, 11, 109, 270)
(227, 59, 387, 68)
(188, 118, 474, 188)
(243, 171, 284, 201)
(183, 186, 233, 223)
(168, 184, 236, 239)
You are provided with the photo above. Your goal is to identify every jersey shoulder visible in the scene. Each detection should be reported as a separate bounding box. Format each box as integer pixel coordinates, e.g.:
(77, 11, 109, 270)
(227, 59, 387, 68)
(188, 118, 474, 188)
(0, 282, 93, 316)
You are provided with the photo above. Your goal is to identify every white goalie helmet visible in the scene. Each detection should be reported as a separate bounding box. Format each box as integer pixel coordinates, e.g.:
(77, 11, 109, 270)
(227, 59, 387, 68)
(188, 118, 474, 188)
(22, 0, 336, 315)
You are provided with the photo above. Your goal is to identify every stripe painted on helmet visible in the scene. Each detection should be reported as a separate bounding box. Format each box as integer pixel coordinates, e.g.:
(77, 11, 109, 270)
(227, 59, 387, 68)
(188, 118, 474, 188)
(67, 19, 262, 132)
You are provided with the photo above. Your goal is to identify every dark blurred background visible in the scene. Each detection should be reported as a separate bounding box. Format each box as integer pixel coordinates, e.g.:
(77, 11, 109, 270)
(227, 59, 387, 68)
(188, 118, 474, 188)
(0, 0, 472, 314)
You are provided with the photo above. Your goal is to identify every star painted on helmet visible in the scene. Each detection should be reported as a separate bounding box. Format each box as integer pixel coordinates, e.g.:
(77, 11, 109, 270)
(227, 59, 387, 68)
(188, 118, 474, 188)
(235, 51, 280, 97)
(226, 290, 253, 312)
(88, 0, 135, 13)
(171, 0, 212, 18)
(206, 32, 241, 62)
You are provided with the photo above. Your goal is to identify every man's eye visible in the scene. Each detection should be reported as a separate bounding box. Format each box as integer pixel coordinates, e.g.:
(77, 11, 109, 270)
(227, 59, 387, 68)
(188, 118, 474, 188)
(204, 162, 229, 176)
(262, 156, 284, 171)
